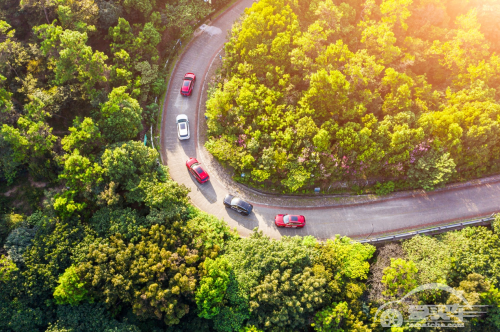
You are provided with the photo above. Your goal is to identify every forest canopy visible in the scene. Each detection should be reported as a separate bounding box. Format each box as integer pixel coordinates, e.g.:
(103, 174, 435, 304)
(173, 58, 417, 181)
(206, 0, 500, 192)
(1, 0, 500, 331)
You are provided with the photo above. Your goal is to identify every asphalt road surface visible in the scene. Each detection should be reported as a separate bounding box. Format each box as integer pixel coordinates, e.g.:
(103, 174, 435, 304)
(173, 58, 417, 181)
(160, 0, 500, 240)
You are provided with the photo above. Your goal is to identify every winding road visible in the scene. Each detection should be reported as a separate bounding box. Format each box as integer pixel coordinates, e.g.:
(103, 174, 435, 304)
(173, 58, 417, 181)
(160, 0, 500, 240)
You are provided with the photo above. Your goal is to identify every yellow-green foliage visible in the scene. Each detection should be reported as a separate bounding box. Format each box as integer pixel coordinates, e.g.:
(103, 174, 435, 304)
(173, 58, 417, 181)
(53, 265, 89, 305)
(206, 0, 500, 192)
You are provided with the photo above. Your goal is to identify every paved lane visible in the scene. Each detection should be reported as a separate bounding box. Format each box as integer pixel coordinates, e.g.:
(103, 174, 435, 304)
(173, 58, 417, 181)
(160, 0, 500, 240)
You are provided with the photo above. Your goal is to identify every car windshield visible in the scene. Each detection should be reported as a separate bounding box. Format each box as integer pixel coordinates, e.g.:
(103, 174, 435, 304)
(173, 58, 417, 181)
(183, 81, 190, 87)
(283, 215, 290, 224)
(177, 118, 186, 123)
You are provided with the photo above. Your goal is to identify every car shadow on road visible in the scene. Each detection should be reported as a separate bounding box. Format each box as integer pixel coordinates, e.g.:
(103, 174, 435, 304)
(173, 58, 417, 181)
(273, 226, 307, 237)
(179, 138, 196, 158)
(225, 209, 259, 230)
(194, 179, 218, 204)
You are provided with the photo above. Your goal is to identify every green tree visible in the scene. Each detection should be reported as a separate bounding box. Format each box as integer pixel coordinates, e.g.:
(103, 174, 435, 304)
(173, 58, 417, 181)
(313, 129, 331, 152)
(311, 302, 349, 332)
(315, 236, 375, 299)
(61, 117, 102, 155)
(34, 24, 108, 97)
(493, 214, 500, 234)
(48, 303, 141, 332)
(0, 255, 18, 282)
(54, 150, 103, 218)
(22, 219, 88, 303)
(407, 150, 456, 191)
(381, 258, 418, 297)
(431, 9, 490, 76)
(0, 213, 24, 245)
(98, 86, 143, 143)
(77, 222, 217, 326)
(0, 74, 12, 114)
(442, 226, 500, 285)
(53, 265, 89, 305)
(59, 150, 103, 195)
(0, 294, 45, 331)
(299, 69, 353, 122)
(380, 0, 413, 31)
(144, 102, 159, 127)
(164, 0, 211, 39)
(224, 0, 299, 76)
(1, 117, 57, 179)
(212, 273, 250, 332)
(89, 207, 147, 242)
(402, 235, 451, 285)
(0, 133, 21, 184)
(312, 237, 374, 331)
(4, 224, 38, 263)
(196, 257, 232, 319)
(56, 0, 99, 30)
(97, 0, 123, 30)
(98, 142, 190, 216)
(281, 165, 311, 192)
(123, 0, 156, 18)
(381, 68, 414, 115)
(187, 210, 238, 252)
(222, 230, 328, 331)
(109, 19, 161, 64)
(360, 21, 401, 65)
(20, 0, 57, 24)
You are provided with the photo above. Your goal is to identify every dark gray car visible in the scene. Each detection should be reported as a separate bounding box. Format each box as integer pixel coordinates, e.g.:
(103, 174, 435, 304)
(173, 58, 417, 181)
(223, 194, 253, 216)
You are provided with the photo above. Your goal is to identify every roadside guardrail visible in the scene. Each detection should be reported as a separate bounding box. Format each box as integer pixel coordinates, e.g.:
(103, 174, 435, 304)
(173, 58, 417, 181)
(356, 214, 497, 245)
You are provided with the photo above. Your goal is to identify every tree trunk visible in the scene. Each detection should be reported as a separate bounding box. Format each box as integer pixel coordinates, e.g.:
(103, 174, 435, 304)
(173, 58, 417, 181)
(42, 1, 50, 24)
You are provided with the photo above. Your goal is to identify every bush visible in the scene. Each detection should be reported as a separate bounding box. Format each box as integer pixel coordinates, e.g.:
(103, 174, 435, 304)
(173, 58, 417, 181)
(89, 207, 147, 242)
(26, 211, 49, 227)
(493, 214, 500, 234)
(374, 181, 395, 195)
(0, 213, 24, 245)
(54, 265, 90, 305)
(4, 221, 37, 263)
(407, 151, 456, 191)
(196, 257, 231, 319)
(49, 303, 140, 332)
(0, 255, 18, 282)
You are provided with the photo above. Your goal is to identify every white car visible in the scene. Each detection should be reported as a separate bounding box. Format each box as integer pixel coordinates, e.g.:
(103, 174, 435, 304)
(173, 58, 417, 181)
(176, 114, 190, 140)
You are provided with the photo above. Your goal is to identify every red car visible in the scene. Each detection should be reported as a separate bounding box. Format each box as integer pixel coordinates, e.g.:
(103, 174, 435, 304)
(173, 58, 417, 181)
(180, 73, 196, 96)
(186, 158, 209, 183)
(275, 214, 306, 228)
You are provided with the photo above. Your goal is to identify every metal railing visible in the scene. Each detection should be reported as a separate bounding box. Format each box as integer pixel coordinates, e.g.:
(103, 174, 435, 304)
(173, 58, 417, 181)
(356, 214, 497, 245)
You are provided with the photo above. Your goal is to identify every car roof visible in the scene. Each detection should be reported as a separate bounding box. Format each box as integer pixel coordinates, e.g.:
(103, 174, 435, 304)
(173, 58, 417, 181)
(283, 215, 304, 223)
(231, 197, 252, 210)
(194, 165, 207, 177)
(178, 122, 188, 132)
